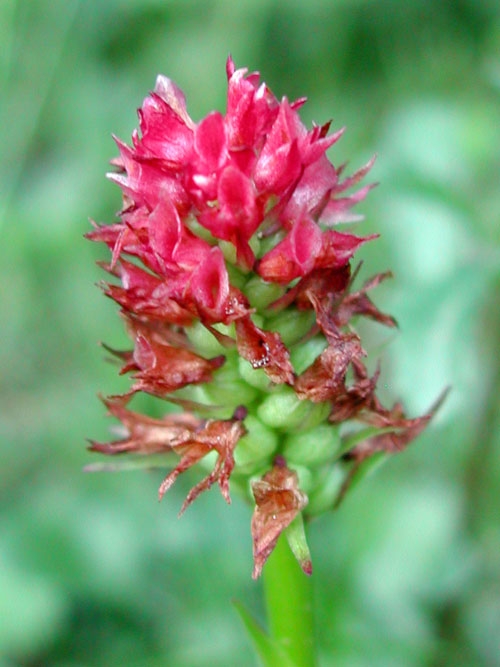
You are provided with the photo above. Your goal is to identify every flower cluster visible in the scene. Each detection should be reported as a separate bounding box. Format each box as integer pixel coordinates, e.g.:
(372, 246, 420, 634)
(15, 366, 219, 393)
(88, 59, 439, 578)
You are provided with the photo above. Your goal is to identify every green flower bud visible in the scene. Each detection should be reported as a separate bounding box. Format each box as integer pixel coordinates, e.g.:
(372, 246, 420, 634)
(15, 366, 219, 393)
(238, 357, 271, 391)
(173, 385, 233, 419)
(204, 359, 259, 407)
(185, 321, 230, 357)
(290, 335, 328, 375)
(288, 462, 314, 495)
(282, 423, 341, 468)
(306, 465, 345, 516)
(185, 216, 217, 244)
(226, 263, 248, 290)
(248, 232, 261, 258)
(219, 240, 237, 264)
(234, 415, 279, 474)
(244, 274, 285, 309)
(257, 386, 331, 432)
(264, 308, 316, 347)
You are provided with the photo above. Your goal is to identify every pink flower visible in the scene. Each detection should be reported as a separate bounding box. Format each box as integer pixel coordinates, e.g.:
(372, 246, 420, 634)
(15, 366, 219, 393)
(89, 58, 440, 577)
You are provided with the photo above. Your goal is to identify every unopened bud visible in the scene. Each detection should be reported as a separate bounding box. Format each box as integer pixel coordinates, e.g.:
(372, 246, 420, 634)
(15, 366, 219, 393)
(290, 335, 328, 375)
(283, 423, 341, 467)
(264, 308, 315, 347)
(233, 415, 279, 474)
(244, 275, 285, 309)
(257, 386, 331, 432)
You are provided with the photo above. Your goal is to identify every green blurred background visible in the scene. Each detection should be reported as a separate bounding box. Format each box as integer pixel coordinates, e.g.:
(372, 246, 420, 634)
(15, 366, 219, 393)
(1, 0, 499, 665)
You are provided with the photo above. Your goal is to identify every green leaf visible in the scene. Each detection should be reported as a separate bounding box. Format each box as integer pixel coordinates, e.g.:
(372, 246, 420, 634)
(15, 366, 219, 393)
(233, 600, 296, 667)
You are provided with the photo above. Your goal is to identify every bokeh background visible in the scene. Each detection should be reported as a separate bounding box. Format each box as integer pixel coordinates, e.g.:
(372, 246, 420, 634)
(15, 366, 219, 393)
(1, 0, 499, 665)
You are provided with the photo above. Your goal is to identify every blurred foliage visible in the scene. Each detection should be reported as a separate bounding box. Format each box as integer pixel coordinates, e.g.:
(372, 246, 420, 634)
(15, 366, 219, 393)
(1, 0, 499, 665)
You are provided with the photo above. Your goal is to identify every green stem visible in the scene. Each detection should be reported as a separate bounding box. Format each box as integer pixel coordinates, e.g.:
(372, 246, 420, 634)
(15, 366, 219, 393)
(263, 535, 316, 667)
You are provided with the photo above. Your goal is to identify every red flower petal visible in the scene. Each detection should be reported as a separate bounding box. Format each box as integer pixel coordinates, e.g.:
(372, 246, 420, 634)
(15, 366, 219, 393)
(148, 198, 212, 274)
(351, 390, 449, 461)
(329, 358, 381, 423)
(137, 90, 194, 165)
(198, 165, 260, 269)
(320, 183, 376, 225)
(225, 58, 279, 150)
(218, 166, 259, 237)
(257, 215, 323, 284)
(104, 263, 194, 326)
(108, 138, 190, 212)
(283, 154, 338, 221)
(314, 230, 377, 270)
(187, 246, 231, 323)
(194, 111, 227, 172)
(153, 74, 195, 129)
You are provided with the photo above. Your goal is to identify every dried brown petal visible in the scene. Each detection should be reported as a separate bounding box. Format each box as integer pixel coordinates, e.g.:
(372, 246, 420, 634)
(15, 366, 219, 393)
(334, 271, 397, 328)
(90, 398, 246, 511)
(267, 265, 351, 313)
(350, 388, 449, 461)
(88, 397, 202, 454)
(329, 358, 381, 423)
(295, 332, 363, 402)
(235, 316, 295, 385)
(251, 457, 308, 579)
(158, 414, 247, 513)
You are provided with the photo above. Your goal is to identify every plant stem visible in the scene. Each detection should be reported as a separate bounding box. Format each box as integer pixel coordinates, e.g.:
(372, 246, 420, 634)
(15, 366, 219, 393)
(263, 534, 316, 667)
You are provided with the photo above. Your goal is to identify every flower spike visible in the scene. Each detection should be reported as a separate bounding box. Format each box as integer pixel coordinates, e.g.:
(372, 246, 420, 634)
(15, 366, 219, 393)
(89, 59, 441, 578)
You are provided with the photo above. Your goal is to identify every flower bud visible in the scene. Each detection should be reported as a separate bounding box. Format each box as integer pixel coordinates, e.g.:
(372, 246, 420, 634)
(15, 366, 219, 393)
(185, 321, 229, 357)
(288, 463, 314, 495)
(306, 465, 346, 516)
(203, 358, 260, 406)
(244, 275, 285, 310)
(290, 335, 328, 375)
(282, 423, 341, 468)
(257, 386, 331, 432)
(233, 415, 279, 474)
(264, 308, 316, 347)
(238, 357, 271, 391)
